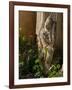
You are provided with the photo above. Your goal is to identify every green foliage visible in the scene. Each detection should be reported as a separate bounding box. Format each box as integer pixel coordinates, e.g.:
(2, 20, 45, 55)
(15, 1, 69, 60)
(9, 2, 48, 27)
(33, 58, 44, 78)
(19, 35, 63, 79)
(19, 35, 39, 79)
(48, 64, 63, 77)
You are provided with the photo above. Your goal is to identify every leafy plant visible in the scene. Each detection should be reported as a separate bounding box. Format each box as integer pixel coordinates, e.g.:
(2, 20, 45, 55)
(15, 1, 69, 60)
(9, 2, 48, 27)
(19, 35, 63, 79)
(48, 64, 63, 77)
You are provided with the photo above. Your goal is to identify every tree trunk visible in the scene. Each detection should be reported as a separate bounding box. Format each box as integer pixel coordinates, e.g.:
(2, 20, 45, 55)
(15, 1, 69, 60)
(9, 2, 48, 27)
(36, 12, 63, 75)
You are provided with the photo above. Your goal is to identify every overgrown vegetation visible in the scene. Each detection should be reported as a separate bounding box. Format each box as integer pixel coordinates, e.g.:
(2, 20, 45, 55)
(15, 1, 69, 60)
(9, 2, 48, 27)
(19, 35, 63, 79)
